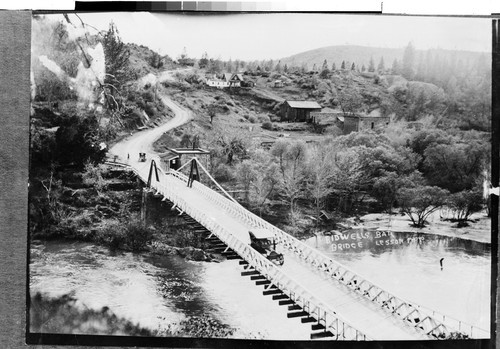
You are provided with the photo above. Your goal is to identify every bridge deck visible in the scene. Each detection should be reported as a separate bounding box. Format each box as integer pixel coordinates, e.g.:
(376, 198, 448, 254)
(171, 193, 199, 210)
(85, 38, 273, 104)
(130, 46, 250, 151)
(141, 164, 427, 340)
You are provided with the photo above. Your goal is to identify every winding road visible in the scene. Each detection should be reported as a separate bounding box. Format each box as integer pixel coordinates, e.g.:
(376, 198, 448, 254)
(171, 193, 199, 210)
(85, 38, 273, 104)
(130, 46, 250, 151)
(109, 71, 192, 165)
(105, 71, 487, 340)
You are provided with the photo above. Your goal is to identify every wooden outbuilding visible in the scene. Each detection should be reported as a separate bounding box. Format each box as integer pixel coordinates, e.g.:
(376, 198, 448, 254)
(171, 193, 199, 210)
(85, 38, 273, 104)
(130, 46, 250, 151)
(161, 147, 210, 171)
(280, 100, 322, 122)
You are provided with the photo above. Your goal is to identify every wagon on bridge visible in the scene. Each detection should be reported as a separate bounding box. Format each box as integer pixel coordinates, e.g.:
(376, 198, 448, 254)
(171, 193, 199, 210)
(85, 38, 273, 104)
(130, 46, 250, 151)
(249, 229, 284, 266)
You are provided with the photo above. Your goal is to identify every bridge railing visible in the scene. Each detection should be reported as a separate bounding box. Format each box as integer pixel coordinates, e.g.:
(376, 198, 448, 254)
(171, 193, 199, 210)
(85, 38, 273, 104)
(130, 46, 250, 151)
(165, 169, 488, 339)
(150, 173, 370, 341)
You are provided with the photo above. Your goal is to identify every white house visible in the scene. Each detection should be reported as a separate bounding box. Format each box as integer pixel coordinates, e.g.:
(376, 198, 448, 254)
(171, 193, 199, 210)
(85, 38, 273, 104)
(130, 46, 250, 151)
(206, 73, 244, 88)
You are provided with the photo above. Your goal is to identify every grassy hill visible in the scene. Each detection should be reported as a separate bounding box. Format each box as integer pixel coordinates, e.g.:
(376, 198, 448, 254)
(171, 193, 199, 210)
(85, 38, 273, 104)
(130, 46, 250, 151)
(280, 45, 403, 70)
(126, 43, 175, 79)
(279, 45, 488, 70)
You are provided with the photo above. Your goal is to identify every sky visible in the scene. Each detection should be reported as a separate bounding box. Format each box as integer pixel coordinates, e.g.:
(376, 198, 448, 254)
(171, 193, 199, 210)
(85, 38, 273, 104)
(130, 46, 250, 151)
(71, 12, 491, 61)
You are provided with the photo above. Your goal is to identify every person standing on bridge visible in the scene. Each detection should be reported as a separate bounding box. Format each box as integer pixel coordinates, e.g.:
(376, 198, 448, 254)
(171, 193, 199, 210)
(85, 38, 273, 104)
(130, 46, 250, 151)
(440, 258, 444, 270)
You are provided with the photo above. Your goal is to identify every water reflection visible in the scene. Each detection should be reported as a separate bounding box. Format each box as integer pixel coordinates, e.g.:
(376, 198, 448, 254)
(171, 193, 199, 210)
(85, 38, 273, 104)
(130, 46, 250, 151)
(305, 229, 491, 331)
(30, 240, 312, 340)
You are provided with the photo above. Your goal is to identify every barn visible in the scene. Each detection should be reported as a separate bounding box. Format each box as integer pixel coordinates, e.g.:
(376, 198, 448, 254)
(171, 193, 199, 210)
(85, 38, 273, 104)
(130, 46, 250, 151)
(280, 100, 322, 122)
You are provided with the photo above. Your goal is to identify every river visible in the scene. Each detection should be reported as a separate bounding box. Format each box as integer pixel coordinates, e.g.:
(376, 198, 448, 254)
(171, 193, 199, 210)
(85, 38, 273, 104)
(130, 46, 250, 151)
(29, 240, 311, 340)
(29, 229, 490, 339)
(304, 229, 491, 332)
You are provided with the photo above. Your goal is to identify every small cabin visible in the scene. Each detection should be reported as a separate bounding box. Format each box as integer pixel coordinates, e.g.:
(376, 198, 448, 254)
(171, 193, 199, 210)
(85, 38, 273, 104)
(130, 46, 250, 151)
(280, 100, 322, 122)
(241, 80, 255, 88)
(162, 147, 211, 171)
(343, 114, 390, 134)
(273, 80, 284, 88)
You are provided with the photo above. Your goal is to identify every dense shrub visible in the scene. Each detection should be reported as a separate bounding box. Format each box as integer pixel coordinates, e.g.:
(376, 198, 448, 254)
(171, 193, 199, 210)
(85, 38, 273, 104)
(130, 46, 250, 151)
(262, 121, 273, 130)
(95, 219, 154, 251)
(30, 292, 153, 336)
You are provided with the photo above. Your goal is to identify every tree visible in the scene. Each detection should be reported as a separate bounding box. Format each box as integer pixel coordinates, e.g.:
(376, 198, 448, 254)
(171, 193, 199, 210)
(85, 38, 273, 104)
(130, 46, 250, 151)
(55, 113, 106, 168)
(377, 57, 385, 72)
(275, 60, 282, 73)
(35, 67, 74, 105)
(240, 149, 279, 216)
(207, 59, 223, 74)
(207, 103, 218, 124)
(321, 59, 328, 71)
(391, 59, 401, 75)
(206, 123, 250, 166)
(447, 189, 484, 225)
(148, 50, 163, 69)
(329, 149, 368, 213)
(199, 52, 209, 69)
(397, 185, 449, 227)
(235, 160, 256, 204)
(82, 160, 107, 194)
(306, 147, 334, 221)
(368, 57, 375, 72)
(402, 42, 416, 80)
(102, 22, 130, 89)
(341, 61, 346, 70)
(372, 171, 423, 212)
(319, 64, 331, 79)
(415, 53, 426, 81)
(271, 139, 308, 223)
(331, 62, 336, 71)
(351, 62, 356, 70)
(423, 142, 487, 193)
(361, 64, 366, 72)
(337, 84, 363, 116)
(300, 63, 308, 73)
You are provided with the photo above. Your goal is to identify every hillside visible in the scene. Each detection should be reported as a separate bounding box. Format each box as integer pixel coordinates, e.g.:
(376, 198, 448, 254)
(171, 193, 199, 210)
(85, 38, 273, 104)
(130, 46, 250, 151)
(279, 45, 488, 71)
(127, 43, 175, 79)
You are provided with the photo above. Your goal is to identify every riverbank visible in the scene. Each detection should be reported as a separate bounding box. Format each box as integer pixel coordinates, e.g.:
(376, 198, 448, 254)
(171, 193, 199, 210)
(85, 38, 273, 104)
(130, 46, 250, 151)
(356, 210, 491, 244)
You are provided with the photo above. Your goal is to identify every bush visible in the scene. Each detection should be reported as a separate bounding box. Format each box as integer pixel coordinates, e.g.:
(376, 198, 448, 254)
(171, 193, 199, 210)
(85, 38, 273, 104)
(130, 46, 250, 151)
(30, 292, 153, 336)
(262, 121, 273, 130)
(95, 219, 154, 251)
(447, 189, 484, 223)
(141, 90, 155, 103)
(212, 164, 234, 182)
(82, 160, 108, 193)
(248, 116, 257, 123)
(144, 102, 158, 118)
(257, 114, 271, 123)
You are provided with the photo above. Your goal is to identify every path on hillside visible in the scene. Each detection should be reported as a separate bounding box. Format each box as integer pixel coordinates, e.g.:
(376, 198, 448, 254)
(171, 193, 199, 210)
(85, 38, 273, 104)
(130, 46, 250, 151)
(109, 72, 192, 163)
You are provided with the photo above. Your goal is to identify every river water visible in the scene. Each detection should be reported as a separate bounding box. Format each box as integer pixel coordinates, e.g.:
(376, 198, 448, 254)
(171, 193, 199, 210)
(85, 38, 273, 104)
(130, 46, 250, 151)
(29, 229, 491, 339)
(304, 229, 491, 332)
(29, 240, 311, 340)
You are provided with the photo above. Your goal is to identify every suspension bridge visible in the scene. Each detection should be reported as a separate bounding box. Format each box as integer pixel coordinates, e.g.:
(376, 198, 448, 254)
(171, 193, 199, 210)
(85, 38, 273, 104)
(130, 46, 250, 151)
(107, 91, 488, 341)
(108, 152, 487, 341)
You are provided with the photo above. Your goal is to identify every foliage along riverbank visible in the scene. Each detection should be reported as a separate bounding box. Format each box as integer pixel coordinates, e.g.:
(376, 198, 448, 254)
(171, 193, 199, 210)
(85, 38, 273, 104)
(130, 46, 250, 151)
(30, 291, 235, 338)
(29, 159, 221, 262)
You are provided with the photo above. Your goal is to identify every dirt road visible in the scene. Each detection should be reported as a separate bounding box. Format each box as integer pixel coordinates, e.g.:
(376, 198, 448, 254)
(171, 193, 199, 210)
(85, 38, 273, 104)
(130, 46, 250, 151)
(109, 87, 191, 165)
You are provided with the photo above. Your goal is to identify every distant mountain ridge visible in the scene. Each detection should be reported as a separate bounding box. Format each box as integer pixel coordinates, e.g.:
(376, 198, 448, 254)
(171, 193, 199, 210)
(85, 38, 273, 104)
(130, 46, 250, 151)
(279, 45, 488, 70)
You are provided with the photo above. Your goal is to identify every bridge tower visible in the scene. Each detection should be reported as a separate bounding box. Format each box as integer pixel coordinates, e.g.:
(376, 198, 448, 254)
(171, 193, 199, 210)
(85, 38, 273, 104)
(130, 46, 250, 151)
(141, 160, 162, 223)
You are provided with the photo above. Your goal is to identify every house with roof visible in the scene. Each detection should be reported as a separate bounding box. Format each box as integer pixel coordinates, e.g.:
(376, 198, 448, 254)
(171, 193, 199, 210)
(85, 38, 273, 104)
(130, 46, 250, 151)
(342, 109, 390, 134)
(206, 73, 244, 89)
(280, 100, 322, 122)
